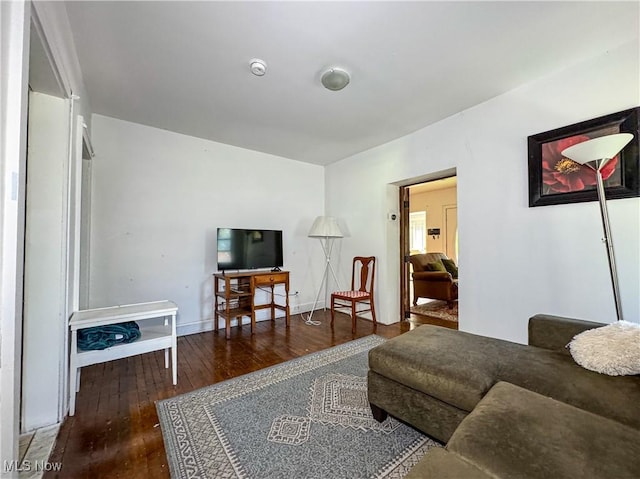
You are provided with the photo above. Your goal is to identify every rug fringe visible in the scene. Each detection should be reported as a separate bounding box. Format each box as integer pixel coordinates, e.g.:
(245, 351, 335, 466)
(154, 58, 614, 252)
(206, 408, 247, 478)
(375, 438, 439, 479)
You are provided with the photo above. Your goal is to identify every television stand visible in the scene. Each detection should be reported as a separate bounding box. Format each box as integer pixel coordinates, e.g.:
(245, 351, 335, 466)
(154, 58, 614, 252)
(213, 270, 290, 339)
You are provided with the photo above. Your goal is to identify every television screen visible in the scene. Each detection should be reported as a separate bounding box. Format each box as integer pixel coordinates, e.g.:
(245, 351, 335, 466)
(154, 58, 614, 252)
(217, 228, 283, 271)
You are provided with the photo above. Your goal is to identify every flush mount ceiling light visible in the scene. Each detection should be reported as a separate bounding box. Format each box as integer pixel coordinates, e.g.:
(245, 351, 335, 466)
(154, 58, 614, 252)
(321, 67, 350, 91)
(249, 59, 267, 76)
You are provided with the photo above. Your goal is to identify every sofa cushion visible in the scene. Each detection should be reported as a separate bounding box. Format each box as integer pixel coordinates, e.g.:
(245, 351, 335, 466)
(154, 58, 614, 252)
(368, 370, 468, 443)
(426, 261, 446, 272)
(499, 345, 640, 430)
(405, 447, 492, 479)
(528, 314, 605, 356)
(441, 258, 458, 279)
(447, 382, 640, 479)
(369, 325, 522, 412)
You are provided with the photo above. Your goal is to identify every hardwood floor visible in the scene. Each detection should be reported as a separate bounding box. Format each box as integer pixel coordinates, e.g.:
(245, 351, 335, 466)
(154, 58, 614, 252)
(45, 311, 455, 478)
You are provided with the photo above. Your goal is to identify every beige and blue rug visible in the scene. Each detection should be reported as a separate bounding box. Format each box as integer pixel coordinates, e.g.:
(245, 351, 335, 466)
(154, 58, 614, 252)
(156, 336, 440, 478)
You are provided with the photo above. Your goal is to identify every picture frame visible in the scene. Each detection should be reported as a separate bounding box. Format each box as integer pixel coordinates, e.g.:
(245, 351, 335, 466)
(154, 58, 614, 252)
(528, 107, 639, 207)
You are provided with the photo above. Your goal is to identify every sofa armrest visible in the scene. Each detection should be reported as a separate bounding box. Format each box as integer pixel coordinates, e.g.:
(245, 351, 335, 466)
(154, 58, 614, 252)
(413, 271, 452, 282)
(528, 314, 605, 352)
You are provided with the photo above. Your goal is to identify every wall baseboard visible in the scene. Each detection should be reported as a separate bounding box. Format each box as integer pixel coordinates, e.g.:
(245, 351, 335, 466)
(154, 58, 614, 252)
(177, 301, 323, 336)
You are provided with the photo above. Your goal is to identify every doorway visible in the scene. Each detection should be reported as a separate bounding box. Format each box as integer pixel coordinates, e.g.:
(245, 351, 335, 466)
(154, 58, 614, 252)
(400, 175, 458, 327)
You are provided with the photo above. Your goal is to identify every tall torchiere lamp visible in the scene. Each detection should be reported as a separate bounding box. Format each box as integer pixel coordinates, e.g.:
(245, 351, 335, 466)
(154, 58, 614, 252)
(306, 216, 343, 325)
(561, 132, 633, 322)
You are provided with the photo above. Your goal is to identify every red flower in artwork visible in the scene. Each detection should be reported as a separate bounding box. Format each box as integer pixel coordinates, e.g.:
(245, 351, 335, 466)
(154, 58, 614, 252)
(542, 135, 619, 193)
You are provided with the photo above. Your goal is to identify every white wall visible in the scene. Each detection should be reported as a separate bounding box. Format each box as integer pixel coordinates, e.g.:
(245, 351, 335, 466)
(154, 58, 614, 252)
(326, 41, 640, 343)
(90, 115, 325, 335)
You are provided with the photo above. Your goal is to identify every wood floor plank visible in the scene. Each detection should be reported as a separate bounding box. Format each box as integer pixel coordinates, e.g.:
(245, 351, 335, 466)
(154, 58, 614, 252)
(45, 311, 453, 478)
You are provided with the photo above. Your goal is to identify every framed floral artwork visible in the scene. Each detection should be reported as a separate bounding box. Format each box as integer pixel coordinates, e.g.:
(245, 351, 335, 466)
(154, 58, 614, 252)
(528, 107, 639, 207)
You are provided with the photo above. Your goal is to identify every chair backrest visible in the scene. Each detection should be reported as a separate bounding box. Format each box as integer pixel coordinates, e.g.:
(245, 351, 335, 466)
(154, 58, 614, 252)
(409, 252, 449, 272)
(351, 256, 376, 294)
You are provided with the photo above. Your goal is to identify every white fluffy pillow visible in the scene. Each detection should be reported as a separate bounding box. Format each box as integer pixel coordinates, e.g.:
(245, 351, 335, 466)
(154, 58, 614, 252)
(568, 321, 640, 376)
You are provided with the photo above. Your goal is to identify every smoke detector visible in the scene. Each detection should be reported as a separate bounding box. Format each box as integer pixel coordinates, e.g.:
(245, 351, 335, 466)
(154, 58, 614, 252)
(250, 59, 267, 76)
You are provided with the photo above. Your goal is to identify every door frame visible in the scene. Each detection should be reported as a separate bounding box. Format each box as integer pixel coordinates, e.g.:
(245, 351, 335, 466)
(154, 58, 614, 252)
(400, 187, 410, 320)
(1, 0, 31, 465)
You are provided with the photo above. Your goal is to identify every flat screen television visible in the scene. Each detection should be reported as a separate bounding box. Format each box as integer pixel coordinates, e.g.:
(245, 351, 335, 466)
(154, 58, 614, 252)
(217, 228, 283, 271)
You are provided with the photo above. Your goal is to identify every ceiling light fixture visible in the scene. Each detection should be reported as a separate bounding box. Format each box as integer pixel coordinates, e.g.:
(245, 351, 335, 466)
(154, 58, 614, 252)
(249, 59, 267, 76)
(321, 67, 350, 91)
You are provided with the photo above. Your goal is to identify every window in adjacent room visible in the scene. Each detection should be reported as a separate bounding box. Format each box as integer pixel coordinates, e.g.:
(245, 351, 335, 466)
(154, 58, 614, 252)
(409, 211, 426, 254)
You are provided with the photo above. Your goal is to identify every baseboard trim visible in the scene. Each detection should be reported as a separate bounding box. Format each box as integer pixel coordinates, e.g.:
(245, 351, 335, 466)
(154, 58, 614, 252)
(177, 301, 321, 336)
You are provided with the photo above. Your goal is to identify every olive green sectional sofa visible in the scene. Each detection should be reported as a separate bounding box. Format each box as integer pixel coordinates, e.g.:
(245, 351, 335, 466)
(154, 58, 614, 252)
(367, 314, 640, 478)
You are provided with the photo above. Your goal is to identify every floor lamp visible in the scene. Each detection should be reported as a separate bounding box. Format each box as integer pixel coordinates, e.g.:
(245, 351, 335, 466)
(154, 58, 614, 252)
(306, 216, 343, 325)
(561, 132, 634, 322)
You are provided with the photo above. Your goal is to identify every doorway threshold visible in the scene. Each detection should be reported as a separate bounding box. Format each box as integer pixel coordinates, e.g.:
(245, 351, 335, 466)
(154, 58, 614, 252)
(18, 424, 60, 477)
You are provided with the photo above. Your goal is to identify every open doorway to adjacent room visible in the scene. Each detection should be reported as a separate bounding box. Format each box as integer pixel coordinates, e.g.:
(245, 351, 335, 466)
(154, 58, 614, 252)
(399, 174, 458, 329)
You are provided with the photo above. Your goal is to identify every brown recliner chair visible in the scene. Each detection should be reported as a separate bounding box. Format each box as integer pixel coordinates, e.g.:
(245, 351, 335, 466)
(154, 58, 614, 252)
(410, 252, 458, 307)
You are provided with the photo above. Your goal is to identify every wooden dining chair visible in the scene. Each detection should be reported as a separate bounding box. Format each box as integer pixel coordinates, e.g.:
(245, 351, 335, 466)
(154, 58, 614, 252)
(330, 256, 377, 333)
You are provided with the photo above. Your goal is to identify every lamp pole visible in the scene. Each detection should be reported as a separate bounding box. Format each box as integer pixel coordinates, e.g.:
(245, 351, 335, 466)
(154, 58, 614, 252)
(561, 133, 633, 322)
(593, 163, 623, 321)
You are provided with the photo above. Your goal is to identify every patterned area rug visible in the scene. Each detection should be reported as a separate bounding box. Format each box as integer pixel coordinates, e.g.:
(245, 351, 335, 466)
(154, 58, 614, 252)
(156, 336, 440, 478)
(410, 300, 458, 322)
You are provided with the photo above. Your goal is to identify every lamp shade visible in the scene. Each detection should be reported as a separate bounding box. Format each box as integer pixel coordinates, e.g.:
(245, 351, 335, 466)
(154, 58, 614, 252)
(308, 216, 343, 238)
(561, 133, 633, 168)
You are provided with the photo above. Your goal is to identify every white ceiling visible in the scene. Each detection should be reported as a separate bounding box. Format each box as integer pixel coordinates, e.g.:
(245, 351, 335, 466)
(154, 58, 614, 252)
(63, 1, 639, 166)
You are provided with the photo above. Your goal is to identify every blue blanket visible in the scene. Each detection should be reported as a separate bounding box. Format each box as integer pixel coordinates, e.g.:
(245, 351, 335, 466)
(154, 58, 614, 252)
(78, 321, 141, 350)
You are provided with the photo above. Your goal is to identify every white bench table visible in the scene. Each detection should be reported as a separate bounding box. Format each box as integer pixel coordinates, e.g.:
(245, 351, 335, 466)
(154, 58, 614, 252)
(69, 300, 178, 416)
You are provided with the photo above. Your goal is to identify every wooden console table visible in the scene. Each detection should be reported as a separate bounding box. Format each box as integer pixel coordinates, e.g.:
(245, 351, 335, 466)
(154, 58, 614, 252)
(214, 271, 290, 339)
(69, 300, 178, 416)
